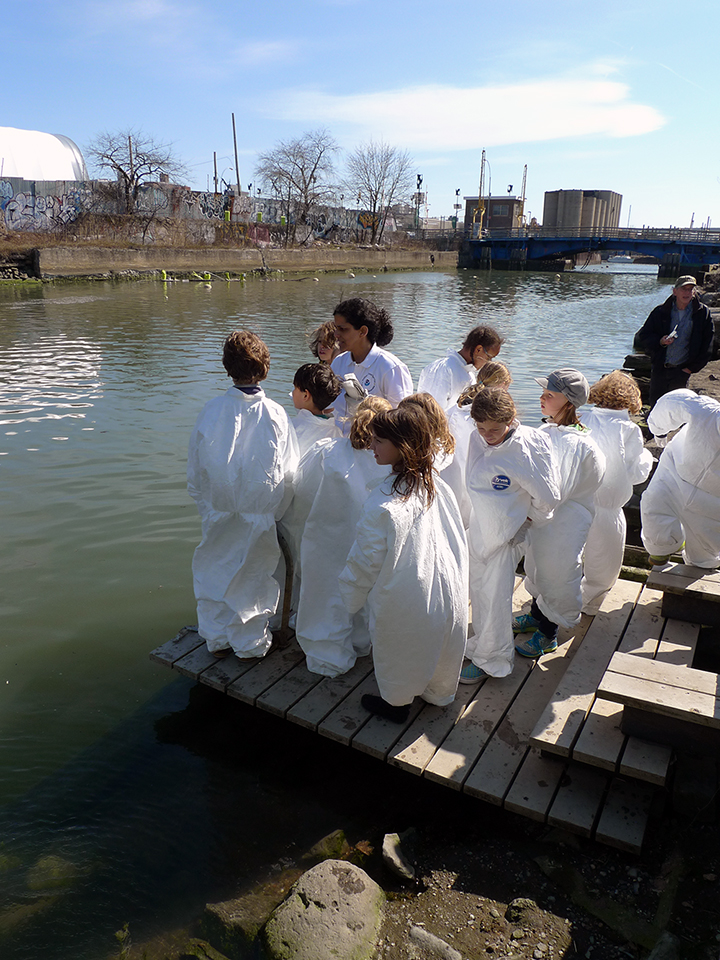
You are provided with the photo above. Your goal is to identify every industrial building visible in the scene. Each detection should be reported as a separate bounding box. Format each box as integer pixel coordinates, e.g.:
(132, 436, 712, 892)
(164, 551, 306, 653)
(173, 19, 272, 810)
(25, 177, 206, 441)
(542, 190, 622, 231)
(463, 195, 525, 235)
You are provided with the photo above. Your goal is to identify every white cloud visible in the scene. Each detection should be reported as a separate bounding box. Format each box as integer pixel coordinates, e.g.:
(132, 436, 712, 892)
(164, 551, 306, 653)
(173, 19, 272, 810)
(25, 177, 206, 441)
(229, 40, 298, 67)
(271, 74, 665, 150)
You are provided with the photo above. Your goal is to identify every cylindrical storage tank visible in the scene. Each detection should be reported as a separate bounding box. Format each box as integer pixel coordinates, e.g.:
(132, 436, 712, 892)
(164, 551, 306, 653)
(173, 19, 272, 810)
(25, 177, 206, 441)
(561, 190, 583, 230)
(580, 196, 596, 231)
(543, 191, 559, 228)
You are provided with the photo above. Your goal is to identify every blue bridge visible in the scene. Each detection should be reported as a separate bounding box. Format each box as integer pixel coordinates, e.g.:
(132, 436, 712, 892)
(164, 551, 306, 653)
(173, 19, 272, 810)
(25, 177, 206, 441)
(460, 226, 720, 275)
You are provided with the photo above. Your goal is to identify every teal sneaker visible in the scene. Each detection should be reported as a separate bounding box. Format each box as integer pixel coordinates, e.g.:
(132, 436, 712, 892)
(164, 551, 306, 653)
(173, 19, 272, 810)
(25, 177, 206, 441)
(515, 630, 558, 658)
(512, 613, 540, 635)
(459, 661, 488, 684)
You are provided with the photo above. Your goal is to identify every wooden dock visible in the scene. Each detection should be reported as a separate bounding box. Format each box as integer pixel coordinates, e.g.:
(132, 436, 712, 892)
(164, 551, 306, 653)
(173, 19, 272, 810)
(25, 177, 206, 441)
(150, 575, 708, 856)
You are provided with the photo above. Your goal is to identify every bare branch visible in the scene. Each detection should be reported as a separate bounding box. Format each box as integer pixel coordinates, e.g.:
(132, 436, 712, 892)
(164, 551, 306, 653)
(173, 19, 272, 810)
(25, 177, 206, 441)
(344, 141, 414, 243)
(85, 128, 188, 214)
(256, 129, 339, 245)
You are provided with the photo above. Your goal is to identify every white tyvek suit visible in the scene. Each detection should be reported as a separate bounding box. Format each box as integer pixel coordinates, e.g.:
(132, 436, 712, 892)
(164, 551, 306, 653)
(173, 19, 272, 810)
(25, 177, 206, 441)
(641, 389, 720, 567)
(296, 441, 388, 676)
(276, 435, 335, 617)
(580, 407, 653, 613)
(524, 423, 605, 629)
(187, 386, 298, 656)
(292, 408, 338, 457)
(417, 349, 476, 411)
(444, 404, 476, 527)
(338, 476, 468, 706)
(331, 345, 413, 430)
(465, 425, 560, 677)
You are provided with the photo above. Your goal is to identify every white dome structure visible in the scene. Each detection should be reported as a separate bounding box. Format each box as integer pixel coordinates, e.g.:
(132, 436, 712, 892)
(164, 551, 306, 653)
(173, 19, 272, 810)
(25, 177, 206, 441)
(0, 126, 88, 181)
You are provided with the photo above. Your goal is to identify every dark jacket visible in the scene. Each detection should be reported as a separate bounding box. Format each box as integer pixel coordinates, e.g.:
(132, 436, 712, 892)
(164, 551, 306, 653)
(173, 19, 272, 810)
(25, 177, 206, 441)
(636, 294, 714, 373)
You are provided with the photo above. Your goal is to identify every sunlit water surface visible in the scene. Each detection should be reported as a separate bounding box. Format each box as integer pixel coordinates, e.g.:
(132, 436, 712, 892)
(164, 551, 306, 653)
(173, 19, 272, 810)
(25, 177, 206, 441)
(0, 264, 668, 958)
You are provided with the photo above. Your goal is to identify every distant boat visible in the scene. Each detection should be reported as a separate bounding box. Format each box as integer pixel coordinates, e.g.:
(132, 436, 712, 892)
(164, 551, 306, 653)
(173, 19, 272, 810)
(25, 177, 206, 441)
(608, 254, 633, 263)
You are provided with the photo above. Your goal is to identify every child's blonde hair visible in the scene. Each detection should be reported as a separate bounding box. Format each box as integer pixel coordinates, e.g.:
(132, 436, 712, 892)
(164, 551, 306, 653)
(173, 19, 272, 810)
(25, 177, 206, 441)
(470, 388, 517, 425)
(457, 383, 483, 408)
(349, 396, 392, 450)
(477, 361, 512, 389)
(399, 392, 455, 456)
(587, 370, 643, 415)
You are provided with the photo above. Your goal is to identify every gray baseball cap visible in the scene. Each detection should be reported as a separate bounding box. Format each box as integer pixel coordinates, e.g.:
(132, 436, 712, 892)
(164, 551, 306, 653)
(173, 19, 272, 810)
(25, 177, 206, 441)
(674, 275, 696, 288)
(534, 368, 589, 407)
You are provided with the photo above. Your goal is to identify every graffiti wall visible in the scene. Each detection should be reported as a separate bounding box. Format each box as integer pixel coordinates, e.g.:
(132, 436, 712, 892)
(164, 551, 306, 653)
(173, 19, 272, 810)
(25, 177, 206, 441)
(0, 176, 401, 243)
(0, 179, 96, 231)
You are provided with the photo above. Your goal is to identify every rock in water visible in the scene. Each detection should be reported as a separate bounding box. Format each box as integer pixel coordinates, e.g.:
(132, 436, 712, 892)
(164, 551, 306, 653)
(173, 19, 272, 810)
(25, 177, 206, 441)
(382, 832, 416, 881)
(263, 859, 384, 960)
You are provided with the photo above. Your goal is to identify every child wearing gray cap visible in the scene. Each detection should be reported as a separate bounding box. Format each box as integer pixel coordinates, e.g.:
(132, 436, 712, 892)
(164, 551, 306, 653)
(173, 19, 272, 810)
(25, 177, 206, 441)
(513, 369, 605, 658)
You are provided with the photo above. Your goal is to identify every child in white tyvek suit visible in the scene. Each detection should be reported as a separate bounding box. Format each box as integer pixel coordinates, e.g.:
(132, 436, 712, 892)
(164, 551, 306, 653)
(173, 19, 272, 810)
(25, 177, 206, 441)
(580, 371, 653, 613)
(445, 362, 515, 528)
(460, 389, 560, 682)
(641, 388, 720, 568)
(290, 363, 342, 456)
(338, 405, 469, 723)
(187, 331, 298, 658)
(516, 369, 605, 659)
(295, 396, 392, 677)
(277, 363, 343, 618)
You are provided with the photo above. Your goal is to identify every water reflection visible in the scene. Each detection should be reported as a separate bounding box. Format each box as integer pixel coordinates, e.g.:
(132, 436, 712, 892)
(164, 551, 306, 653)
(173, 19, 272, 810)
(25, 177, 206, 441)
(0, 265, 670, 957)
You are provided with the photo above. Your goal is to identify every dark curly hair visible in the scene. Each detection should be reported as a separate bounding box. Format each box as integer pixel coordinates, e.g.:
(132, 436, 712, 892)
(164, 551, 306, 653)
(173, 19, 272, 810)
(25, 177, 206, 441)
(333, 297, 394, 347)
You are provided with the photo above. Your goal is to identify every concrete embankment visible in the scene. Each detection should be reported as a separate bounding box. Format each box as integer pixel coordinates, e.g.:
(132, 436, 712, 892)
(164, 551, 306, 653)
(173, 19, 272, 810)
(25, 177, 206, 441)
(32, 245, 456, 279)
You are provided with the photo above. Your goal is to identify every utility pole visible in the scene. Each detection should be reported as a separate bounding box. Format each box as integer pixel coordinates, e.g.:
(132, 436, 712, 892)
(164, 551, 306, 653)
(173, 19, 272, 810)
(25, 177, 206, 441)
(232, 113, 241, 196)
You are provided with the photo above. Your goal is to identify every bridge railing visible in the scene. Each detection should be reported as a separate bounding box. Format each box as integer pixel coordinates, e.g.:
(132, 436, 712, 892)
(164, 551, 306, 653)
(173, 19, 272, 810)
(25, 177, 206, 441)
(473, 226, 720, 243)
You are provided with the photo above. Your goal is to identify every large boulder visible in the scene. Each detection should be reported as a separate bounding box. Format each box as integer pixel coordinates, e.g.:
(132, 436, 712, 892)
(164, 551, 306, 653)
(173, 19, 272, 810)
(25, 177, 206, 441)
(263, 860, 384, 960)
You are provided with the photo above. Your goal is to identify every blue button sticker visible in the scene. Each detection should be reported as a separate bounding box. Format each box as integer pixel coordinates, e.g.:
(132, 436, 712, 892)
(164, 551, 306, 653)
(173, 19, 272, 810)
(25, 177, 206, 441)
(491, 474, 511, 491)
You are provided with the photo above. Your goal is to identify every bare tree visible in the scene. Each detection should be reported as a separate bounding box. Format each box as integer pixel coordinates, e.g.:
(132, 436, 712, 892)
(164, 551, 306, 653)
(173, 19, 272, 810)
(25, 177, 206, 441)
(86, 129, 187, 214)
(255, 129, 338, 245)
(344, 141, 414, 244)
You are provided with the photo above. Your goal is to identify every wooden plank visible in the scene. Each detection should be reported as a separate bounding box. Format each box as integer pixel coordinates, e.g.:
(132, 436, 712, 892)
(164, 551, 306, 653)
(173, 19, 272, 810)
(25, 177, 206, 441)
(606, 650, 719, 696)
(616, 585, 663, 658)
(594, 777, 655, 854)
(572, 699, 625, 772)
(424, 658, 534, 790)
(619, 736, 672, 787)
(530, 578, 642, 757)
(389, 684, 480, 775)
(622, 707, 720, 754)
(547, 764, 608, 838)
(150, 627, 203, 667)
(654, 618, 701, 667)
(173, 642, 219, 679)
(199, 653, 259, 692)
(648, 569, 720, 598)
(647, 562, 720, 586)
(316, 673, 379, 745)
(662, 592, 720, 628)
(226, 643, 305, 705)
(504, 748, 566, 822)
(256, 661, 325, 717)
(285, 659, 374, 731)
(352, 698, 426, 760)
(598, 671, 720, 727)
(463, 638, 577, 805)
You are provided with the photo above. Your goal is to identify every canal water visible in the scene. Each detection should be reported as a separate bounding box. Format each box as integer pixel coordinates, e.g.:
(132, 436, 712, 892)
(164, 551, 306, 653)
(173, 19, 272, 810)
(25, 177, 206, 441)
(0, 264, 669, 958)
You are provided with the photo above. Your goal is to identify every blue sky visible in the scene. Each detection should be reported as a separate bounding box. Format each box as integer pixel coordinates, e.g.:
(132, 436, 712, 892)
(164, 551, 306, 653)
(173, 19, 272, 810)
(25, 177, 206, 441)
(6, 0, 718, 228)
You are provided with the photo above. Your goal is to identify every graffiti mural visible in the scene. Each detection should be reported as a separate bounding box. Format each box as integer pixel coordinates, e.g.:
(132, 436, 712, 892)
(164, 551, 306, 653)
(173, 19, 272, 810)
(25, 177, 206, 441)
(1, 180, 92, 231)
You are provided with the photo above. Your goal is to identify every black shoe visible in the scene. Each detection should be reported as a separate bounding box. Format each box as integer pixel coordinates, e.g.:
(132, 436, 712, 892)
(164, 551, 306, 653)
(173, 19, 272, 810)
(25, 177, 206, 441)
(361, 694, 411, 724)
